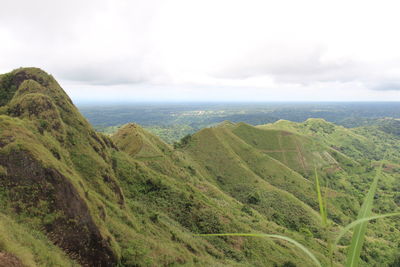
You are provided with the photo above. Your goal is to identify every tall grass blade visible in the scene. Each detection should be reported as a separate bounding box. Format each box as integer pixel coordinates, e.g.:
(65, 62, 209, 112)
(196, 233, 322, 267)
(323, 180, 334, 267)
(324, 179, 329, 226)
(335, 212, 400, 247)
(345, 163, 383, 267)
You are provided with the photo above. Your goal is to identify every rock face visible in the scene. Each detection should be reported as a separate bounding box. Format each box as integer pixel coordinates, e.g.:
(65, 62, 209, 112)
(0, 150, 116, 266)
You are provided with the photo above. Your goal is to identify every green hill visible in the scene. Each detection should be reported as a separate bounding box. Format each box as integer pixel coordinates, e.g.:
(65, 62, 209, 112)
(0, 68, 399, 266)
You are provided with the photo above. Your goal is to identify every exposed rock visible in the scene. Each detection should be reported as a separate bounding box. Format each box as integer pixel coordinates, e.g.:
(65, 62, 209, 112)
(0, 149, 117, 266)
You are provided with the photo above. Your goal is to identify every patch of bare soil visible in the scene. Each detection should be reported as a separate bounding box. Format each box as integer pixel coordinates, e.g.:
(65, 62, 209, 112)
(0, 252, 24, 267)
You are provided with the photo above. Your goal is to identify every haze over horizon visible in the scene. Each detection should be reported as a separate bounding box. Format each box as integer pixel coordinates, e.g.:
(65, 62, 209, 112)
(1, 0, 400, 102)
(1, 2, 400, 264)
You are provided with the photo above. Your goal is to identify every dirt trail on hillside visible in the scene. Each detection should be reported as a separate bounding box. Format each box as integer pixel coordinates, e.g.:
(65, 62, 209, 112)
(295, 141, 307, 171)
(277, 134, 287, 165)
(261, 149, 297, 152)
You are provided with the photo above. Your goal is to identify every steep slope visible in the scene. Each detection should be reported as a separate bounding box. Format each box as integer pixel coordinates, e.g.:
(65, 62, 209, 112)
(112, 122, 171, 160)
(353, 120, 400, 163)
(181, 122, 400, 266)
(232, 122, 340, 174)
(0, 68, 399, 266)
(182, 124, 356, 225)
(258, 119, 378, 161)
(111, 123, 330, 266)
(0, 68, 327, 267)
(0, 68, 123, 266)
(259, 119, 400, 193)
(258, 119, 400, 264)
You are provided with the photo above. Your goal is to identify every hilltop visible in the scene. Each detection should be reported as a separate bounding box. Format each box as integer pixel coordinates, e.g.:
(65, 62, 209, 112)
(0, 68, 399, 266)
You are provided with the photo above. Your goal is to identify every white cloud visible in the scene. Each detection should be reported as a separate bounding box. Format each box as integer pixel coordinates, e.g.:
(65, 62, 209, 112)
(1, 0, 400, 101)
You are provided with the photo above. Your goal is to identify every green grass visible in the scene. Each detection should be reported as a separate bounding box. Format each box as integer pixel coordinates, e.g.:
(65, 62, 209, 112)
(198, 161, 400, 266)
(1, 68, 400, 266)
(196, 233, 322, 267)
(197, 165, 400, 267)
(0, 213, 77, 267)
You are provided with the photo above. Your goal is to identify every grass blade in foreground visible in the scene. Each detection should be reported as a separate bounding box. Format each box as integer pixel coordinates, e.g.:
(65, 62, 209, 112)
(314, 168, 333, 266)
(345, 164, 382, 267)
(196, 233, 322, 267)
(335, 212, 400, 247)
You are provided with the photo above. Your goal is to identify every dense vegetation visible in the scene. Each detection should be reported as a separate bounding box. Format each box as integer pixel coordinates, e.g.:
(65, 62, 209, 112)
(0, 68, 399, 266)
(79, 102, 400, 143)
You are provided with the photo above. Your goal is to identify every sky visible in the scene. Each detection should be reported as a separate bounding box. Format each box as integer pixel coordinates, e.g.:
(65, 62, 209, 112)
(1, 0, 400, 102)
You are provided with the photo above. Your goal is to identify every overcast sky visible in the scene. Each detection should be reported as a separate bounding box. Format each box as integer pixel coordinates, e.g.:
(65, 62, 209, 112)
(1, 0, 400, 102)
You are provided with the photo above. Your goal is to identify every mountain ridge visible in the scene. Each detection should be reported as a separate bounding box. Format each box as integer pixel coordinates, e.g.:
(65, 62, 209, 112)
(0, 68, 399, 266)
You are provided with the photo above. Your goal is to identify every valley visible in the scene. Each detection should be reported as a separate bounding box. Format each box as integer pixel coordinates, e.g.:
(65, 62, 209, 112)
(78, 102, 400, 144)
(0, 68, 399, 266)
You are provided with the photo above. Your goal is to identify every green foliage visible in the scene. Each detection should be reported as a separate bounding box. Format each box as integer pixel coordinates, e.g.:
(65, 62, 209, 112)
(80, 103, 400, 141)
(173, 134, 192, 149)
(0, 72, 18, 106)
(345, 164, 382, 267)
(0, 213, 77, 266)
(389, 255, 400, 267)
(200, 164, 400, 267)
(120, 240, 153, 266)
(314, 168, 328, 227)
(247, 192, 261, 205)
(1, 68, 400, 266)
(282, 261, 298, 267)
(394, 194, 400, 206)
(145, 124, 195, 144)
(197, 233, 322, 267)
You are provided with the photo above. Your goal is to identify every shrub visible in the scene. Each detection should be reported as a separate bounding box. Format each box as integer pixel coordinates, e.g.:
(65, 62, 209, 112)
(173, 134, 192, 149)
(282, 261, 297, 267)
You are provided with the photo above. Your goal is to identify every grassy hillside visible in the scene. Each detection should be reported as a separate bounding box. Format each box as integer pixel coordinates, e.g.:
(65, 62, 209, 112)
(0, 68, 399, 266)
(181, 121, 400, 265)
(258, 119, 382, 161)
